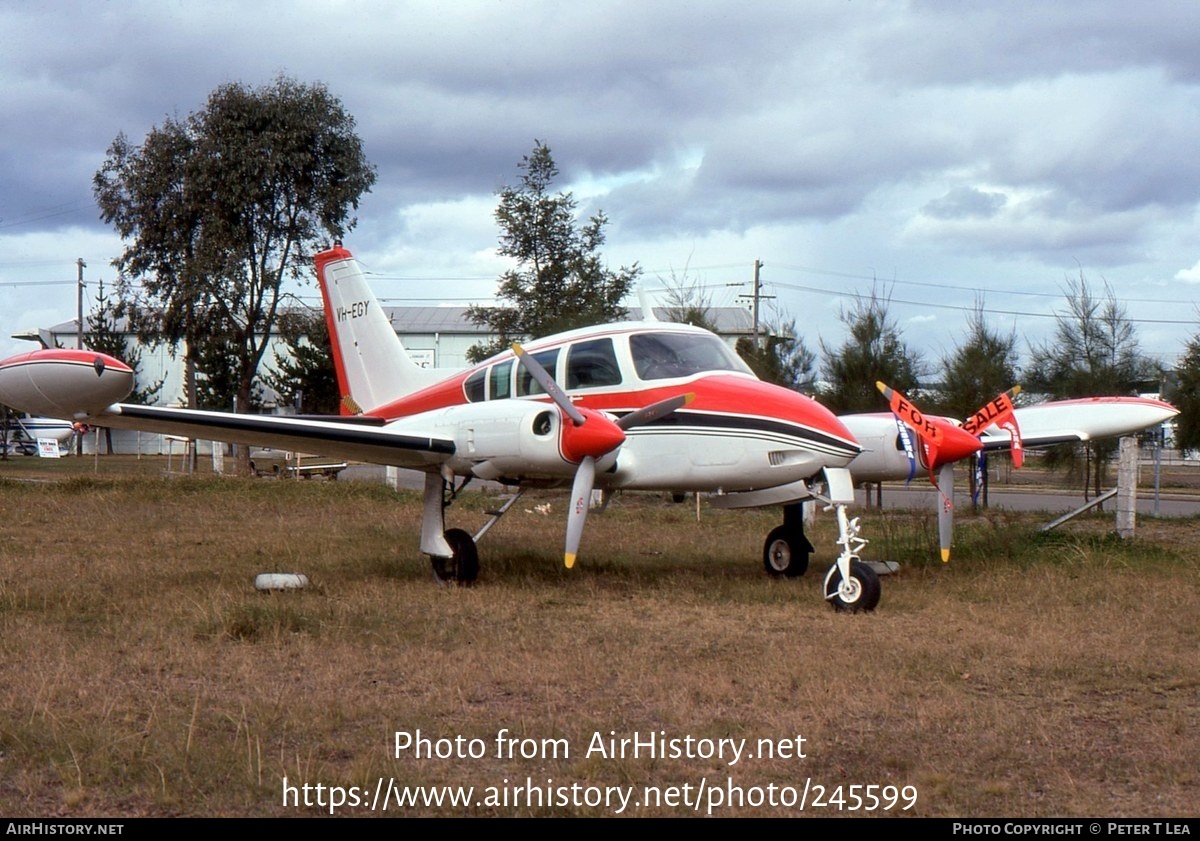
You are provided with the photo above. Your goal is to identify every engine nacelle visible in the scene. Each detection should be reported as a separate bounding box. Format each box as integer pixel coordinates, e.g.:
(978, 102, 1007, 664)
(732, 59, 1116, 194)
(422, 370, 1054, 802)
(0, 349, 135, 418)
(843, 414, 924, 484)
(417, 400, 620, 482)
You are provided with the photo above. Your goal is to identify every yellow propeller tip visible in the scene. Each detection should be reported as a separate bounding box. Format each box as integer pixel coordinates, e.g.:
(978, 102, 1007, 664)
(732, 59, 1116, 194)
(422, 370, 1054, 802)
(941, 549, 951, 563)
(564, 553, 576, 569)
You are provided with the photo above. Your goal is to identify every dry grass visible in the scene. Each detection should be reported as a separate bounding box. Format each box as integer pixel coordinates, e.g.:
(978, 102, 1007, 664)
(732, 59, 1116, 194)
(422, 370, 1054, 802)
(0, 456, 1197, 817)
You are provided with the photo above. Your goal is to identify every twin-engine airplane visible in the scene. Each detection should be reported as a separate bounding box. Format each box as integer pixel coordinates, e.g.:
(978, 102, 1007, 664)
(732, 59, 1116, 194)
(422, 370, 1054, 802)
(0, 245, 883, 611)
(840, 383, 1178, 561)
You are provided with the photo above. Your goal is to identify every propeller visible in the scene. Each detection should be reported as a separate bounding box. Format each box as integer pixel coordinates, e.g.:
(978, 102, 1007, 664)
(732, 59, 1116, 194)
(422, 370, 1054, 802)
(876, 382, 1029, 562)
(876, 382, 985, 563)
(512, 344, 692, 569)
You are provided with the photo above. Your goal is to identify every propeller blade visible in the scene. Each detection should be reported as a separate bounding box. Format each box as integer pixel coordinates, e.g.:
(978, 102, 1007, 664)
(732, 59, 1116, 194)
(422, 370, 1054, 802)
(512, 342, 586, 426)
(564, 455, 596, 568)
(959, 385, 1021, 436)
(937, 462, 954, 563)
(959, 385, 1024, 467)
(616, 392, 695, 430)
(877, 381, 943, 448)
(876, 381, 981, 474)
(1002, 418, 1024, 468)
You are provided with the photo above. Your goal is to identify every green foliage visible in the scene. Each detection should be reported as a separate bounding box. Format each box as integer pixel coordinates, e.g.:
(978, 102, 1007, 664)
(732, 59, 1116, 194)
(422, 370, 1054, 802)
(1024, 273, 1162, 493)
(818, 287, 922, 412)
(259, 304, 340, 415)
(1024, 273, 1160, 399)
(934, 301, 1019, 418)
(736, 317, 817, 392)
(466, 142, 640, 361)
(192, 333, 255, 411)
(93, 75, 377, 416)
(1168, 334, 1200, 452)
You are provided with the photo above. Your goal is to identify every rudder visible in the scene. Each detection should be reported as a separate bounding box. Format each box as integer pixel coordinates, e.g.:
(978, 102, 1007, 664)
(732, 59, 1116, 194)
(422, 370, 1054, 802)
(315, 245, 437, 415)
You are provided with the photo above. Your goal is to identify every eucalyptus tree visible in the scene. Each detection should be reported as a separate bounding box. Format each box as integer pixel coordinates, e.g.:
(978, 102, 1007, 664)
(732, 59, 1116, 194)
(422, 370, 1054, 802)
(94, 75, 376, 434)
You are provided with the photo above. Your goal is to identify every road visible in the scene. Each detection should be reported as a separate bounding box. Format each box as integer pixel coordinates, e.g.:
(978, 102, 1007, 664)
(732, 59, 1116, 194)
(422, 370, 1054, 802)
(868, 484, 1200, 518)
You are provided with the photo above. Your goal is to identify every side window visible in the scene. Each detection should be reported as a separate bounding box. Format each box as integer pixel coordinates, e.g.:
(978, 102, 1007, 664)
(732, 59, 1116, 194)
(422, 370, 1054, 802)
(464, 368, 486, 403)
(631, 334, 685, 380)
(566, 338, 622, 389)
(515, 349, 560, 396)
(489, 360, 513, 400)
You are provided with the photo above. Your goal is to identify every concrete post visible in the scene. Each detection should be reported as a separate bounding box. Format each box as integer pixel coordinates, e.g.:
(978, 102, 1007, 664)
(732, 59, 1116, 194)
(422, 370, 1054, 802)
(1116, 436, 1137, 538)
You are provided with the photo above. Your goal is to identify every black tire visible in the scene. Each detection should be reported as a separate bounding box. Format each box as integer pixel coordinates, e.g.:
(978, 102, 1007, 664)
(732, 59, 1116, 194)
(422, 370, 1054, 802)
(430, 528, 479, 585)
(762, 525, 811, 578)
(823, 560, 881, 612)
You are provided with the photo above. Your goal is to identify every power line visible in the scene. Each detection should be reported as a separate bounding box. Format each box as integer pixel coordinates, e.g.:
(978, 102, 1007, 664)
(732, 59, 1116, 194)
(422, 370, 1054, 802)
(769, 260, 1200, 307)
(0, 201, 93, 230)
(767, 279, 1200, 326)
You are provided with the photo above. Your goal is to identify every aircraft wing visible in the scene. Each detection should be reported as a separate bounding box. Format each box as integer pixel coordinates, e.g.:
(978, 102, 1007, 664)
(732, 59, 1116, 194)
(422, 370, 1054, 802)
(978, 396, 1177, 451)
(95, 404, 455, 470)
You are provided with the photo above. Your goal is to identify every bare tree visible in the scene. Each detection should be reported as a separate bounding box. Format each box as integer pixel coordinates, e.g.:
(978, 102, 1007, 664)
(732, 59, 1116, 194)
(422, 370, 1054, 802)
(1025, 272, 1161, 497)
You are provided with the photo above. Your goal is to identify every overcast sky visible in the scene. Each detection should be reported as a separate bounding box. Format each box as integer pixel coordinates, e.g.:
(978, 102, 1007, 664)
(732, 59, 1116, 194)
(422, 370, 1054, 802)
(3, 0, 1199, 385)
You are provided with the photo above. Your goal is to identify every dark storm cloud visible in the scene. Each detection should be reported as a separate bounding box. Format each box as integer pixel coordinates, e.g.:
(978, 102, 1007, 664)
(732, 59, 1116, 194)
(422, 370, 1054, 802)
(3, 1, 1200, 362)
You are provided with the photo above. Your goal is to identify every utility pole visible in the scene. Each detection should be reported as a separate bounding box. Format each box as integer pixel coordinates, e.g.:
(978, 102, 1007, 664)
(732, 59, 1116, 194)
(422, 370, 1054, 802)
(75, 258, 87, 456)
(76, 258, 86, 349)
(737, 259, 774, 349)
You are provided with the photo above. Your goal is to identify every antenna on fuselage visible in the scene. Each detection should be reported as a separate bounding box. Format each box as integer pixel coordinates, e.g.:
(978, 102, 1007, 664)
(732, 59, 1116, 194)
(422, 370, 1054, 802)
(636, 287, 659, 321)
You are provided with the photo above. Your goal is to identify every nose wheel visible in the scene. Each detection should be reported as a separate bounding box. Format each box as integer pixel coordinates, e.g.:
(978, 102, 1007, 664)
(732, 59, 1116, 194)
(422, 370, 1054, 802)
(822, 504, 880, 612)
(823, 559, 880, 612)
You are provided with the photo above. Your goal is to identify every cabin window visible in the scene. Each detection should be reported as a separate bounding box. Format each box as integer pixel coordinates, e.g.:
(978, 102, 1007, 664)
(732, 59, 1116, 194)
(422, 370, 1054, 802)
(464, 368, 486, 402)
(630, 332, 753, 380)
(516, 348, 560, 396)
(489, 360, 513, 400)
(565, 338, 621, 389)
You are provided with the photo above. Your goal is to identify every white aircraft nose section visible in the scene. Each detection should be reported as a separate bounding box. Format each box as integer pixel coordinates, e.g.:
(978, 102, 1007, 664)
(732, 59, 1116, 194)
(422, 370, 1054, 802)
(0, 349, 134, 418)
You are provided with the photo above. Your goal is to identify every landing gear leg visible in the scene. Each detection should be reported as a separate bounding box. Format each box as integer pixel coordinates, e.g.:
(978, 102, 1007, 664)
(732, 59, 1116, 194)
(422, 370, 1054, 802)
(822, 504, 880, 612)
(762, 502, 813, 577)
(421, 471, 480, 585)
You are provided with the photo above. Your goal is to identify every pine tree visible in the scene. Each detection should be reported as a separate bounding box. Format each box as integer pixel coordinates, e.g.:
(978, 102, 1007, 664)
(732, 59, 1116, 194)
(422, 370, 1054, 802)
(466, 141, 639, 361)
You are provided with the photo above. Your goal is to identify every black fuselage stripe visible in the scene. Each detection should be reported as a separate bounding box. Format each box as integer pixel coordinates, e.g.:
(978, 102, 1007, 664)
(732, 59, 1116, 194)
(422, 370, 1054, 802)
(619, 410, 859, 456)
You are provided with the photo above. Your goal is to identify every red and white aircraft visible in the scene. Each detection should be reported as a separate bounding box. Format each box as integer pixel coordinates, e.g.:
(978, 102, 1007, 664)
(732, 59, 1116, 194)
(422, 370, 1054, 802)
(0, 245, 882, 610)
(841, 383, 1179, 561)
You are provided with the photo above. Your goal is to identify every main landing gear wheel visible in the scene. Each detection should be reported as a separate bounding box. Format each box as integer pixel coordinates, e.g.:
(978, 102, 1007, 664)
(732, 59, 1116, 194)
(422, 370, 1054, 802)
(762, 526, 811, 578)
(430, 528, 479, 585)
(823, 559, 881, 613)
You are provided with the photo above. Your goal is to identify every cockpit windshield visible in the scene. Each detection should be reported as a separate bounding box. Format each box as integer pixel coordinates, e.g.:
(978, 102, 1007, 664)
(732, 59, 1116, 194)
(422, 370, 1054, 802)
(630, 331, 754, 381)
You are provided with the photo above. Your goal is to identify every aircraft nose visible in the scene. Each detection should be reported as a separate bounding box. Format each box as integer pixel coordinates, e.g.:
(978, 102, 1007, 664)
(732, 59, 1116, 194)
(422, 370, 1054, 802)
(559, 408, 626, 463)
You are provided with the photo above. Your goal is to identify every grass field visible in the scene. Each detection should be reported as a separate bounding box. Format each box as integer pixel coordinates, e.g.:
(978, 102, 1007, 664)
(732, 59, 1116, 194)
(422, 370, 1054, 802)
(0, 456, 1197, 817)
